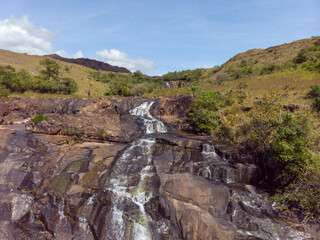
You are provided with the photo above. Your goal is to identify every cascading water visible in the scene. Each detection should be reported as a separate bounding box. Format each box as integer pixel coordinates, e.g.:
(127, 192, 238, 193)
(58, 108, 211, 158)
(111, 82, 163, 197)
(105, 100, 166, 240)
(198, 143, 236, 183)
(130, 101, 167, 134)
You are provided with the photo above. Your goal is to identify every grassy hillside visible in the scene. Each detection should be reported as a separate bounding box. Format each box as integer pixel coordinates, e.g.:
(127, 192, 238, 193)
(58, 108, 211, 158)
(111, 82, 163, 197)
(221, 36, 320, 70)
(0, 49, 110, 97)
(0, 49, 164, 98)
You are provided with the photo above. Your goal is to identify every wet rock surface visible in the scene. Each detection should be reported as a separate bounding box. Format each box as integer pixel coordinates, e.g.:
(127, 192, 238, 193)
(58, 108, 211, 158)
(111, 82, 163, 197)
(0, 98, 318, 240)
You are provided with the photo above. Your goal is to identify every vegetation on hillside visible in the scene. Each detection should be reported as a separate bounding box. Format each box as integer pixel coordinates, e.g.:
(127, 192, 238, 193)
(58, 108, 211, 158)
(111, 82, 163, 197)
(162, 68, 203, 82)
(0, 59, 78, 97)
(89, 70, 164, 97)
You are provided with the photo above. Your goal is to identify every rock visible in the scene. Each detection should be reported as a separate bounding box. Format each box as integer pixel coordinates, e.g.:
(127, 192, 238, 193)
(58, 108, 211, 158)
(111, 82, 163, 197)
(159, 173, 236, 239)
(11, 194, 34, 222)
(152, 96, 192, 130)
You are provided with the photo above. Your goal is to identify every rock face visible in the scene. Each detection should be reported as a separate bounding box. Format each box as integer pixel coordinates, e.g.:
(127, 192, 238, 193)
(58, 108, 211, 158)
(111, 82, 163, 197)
(0, 97, 317, 240)
(0, 97, 191, 142)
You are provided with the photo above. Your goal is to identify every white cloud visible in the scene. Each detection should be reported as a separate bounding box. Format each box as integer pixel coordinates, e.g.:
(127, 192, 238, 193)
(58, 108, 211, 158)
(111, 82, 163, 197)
(0, 16, 82, 58)
(96, 49, 155, 72)
(55, 50, 84, 58)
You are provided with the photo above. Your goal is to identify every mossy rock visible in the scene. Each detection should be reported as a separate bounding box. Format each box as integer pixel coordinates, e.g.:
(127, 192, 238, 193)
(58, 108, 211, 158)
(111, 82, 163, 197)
(50, 172, 71, 193)
(63, 160, 89, 173)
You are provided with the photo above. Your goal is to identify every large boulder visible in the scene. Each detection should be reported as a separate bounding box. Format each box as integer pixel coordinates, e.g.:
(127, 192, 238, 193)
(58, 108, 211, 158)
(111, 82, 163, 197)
(159, 173, 236, 240)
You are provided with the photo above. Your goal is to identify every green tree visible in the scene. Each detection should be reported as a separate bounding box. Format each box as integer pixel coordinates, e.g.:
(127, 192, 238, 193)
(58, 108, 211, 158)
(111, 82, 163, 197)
(39, 59, 60, 80)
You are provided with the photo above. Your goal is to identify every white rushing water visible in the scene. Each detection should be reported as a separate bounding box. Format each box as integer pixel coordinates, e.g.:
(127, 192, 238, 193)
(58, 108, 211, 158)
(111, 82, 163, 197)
(200, 143, 236, 183)
(105, 101, 166, 240)
(130, 101, 167, 134)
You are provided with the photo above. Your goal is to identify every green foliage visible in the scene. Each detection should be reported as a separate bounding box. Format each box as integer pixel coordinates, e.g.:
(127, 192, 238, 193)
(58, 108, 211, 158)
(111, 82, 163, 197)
(274, 158, 320, 222)
(236, 92, 312, 188)
(59, 78, 78, 94)
(62, 126, 82, 137)
(98, 129, 106, 140)
(103, 72, 164, 97)
(227, 62, 253, 79)
(36, 60, 78, 94)
(0, 61, 78, 95)
(0, 84, 9, 98)
(89, 71, 111, 83)
(187, 90, 234, 134)
(307, 84, 320, 111)
(241, 93, 284, 154)
(162, 69, 203, 82)
(258, 63, 280, 75)
(40, 58, 60, 80)
(270, 114, 311, 184)
(32, 113, 48, 125)
(0, 66, 33, 92)
(293, 49, 308, 64)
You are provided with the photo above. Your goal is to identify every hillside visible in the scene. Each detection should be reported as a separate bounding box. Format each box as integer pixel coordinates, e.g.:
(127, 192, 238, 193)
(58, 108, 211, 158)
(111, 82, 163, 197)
(46, 54, 131, 73)
(220, 36, 320, 70)
(0, 49, 163, 98)
(0, 49, 134, 97)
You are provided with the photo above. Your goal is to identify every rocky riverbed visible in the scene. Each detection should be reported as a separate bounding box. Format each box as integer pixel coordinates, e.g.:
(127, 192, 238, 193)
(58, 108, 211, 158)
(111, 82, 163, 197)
(0, 97, 318, 239)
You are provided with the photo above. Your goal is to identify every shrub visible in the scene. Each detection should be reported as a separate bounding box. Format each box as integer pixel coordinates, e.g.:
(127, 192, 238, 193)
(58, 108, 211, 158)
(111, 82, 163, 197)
(293, 49, 308, 64)
(307, 84, 320, 111)
(213, 72, 231, 85)
(0, 84, 9, 98)
(32, 113, 48, 125)
(275, 161, 320, 222)
(59, 78, 78, 94)
(187, 90, 234, 134)
(162, 69, 203, 82)
(259, 63, 280, 75)
(270, 113, 311, 185)
(98, 129, 106, 140)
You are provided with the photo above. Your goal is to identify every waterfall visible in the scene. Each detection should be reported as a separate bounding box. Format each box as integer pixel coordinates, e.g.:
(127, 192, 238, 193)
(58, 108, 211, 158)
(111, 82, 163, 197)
(105, 101, 166, 240)
(130, 101, 167, 134)
(200, 143, 236, 183)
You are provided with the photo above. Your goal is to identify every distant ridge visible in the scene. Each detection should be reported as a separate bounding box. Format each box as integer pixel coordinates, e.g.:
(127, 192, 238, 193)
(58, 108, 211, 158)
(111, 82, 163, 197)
(46, 54, 131, 73)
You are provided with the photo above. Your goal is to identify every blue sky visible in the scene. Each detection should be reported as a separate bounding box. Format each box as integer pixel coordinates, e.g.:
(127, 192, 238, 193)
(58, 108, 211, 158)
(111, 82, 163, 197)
(0, 0, 319, 75)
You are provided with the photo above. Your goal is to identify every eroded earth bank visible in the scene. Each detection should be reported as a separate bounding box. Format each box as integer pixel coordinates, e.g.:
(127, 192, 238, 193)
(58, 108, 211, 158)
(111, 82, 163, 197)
(0, 97, 318, 240)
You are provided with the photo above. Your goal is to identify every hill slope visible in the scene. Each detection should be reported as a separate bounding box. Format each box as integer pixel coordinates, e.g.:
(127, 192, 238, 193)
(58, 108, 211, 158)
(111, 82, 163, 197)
(221, 36, 320, 70)
(46, 54, 130, 73)
(0, 49, 126, 97)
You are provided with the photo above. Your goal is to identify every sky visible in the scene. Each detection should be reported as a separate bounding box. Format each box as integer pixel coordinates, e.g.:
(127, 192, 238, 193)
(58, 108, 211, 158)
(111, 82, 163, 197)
(0, 0, 319, 75)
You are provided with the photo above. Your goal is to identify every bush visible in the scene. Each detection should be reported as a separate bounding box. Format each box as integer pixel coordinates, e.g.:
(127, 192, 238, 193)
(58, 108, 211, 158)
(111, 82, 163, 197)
(162, 69, 203, 82)
(259, 63, 280, 75)
(0, 84, 9, 98)
(59, 78, 78, 94)
(212, 72, 231, 85)
(187, 90, 234, 134)
(275, 161, 320, 222)
(270, 113, 311, 185)
(293, 49, 308, 64)
(307, 84, 320, 111)
(32, 113, 48, 125)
